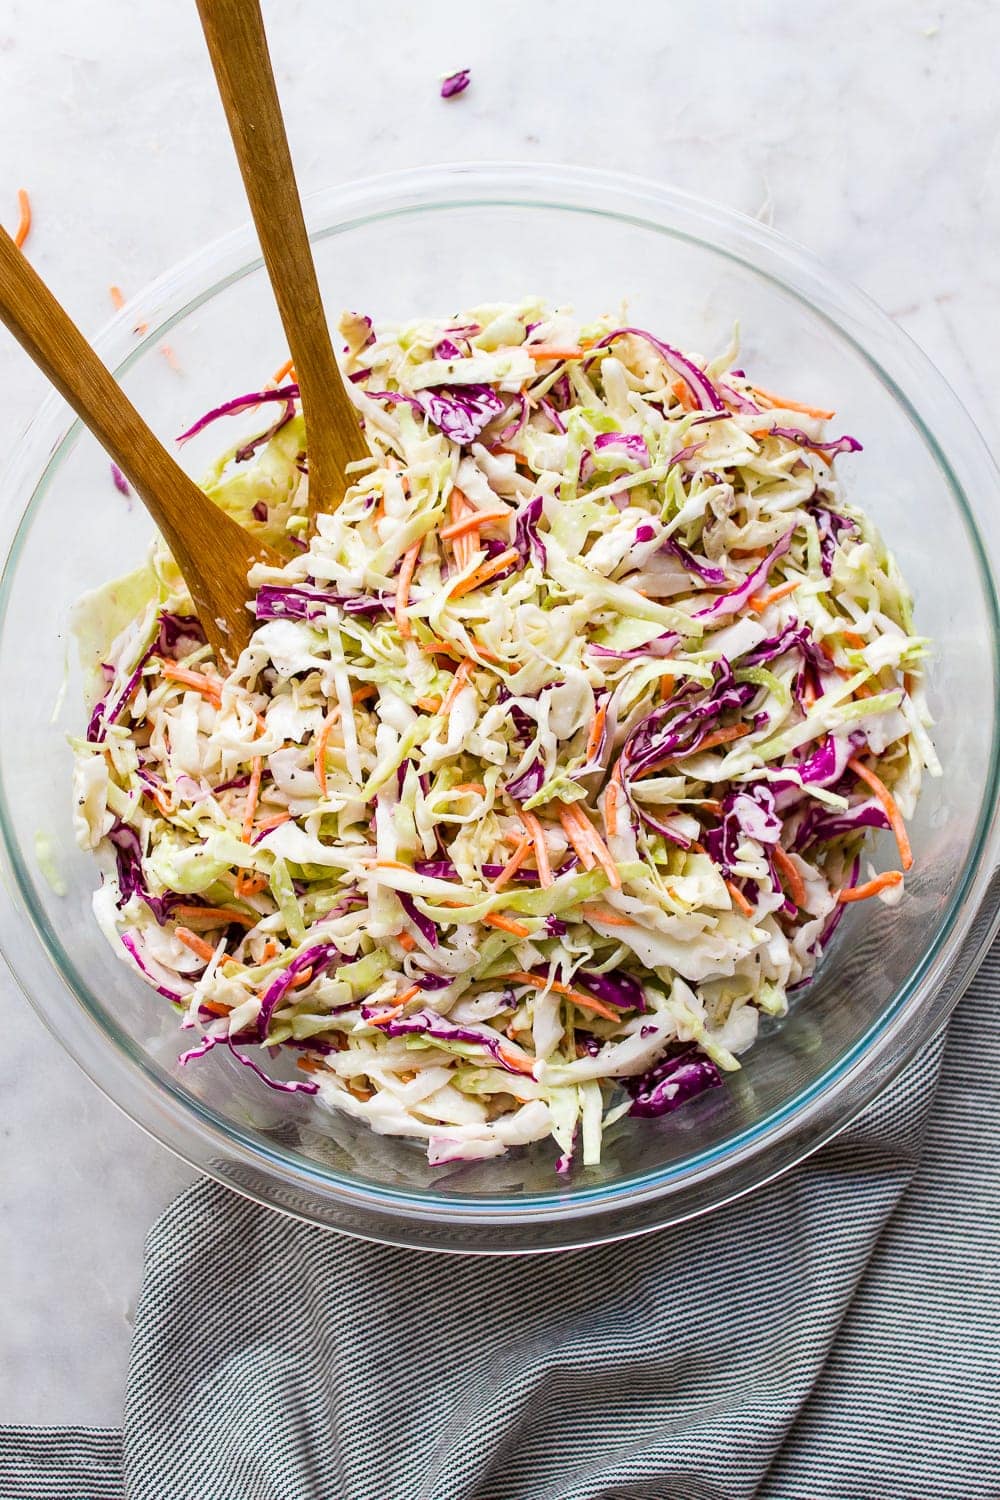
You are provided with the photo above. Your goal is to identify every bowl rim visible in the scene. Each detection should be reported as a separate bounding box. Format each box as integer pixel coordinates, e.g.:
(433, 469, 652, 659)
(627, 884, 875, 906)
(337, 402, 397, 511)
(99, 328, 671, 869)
(1, 160, 998, 1250)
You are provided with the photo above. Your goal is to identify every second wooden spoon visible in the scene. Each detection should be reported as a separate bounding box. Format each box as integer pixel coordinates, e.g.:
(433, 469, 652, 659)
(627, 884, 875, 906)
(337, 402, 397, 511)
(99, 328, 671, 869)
(195, 0, 370, 525)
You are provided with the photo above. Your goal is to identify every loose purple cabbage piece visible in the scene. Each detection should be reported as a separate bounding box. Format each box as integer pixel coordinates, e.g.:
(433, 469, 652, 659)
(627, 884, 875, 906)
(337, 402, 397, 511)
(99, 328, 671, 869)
(693, 528, 795, 623)
(593, 431, 651, 468)
(435, 337, 464, 360)
(418, 384, 505, 445)
(635, 523, 657, 544)
(225, 1038, 319, 1095)
(623, 663, 757, 774)
(155, 611, 206, 658)
(120, 931, 184, 1002)
(414, 971, 453, 991)
(767, 426, 862, 457)
(251, 500, 269, 522)
(589, 631, 679, 662)
(505, 758, 546, 800)
(576, 968, 646, 1012)
(663, 536, 728, 585)
(234, 398, 296, 464)
(87, 641, 157, 743)
(538, 398, 567, 433)
(809, 502, 858, 577)
(413, 859, 459, 880)
(513, 496, 547, 569)
(365, 1007, 529, 1076)
(793, 797, 889, 849)
(256, 941, 342, 1039)
(398, 890, 439, 948)
(666, 439, 708, 469)
(254, 583, 389, 622)
(498, 392, 529, 443)
(717, 381, 761, 414)
(110, 463, 130, 496)
(703, 784, 781, 873)
(440, 68, 471, 99)
(627, 1047, 723, 1117)
(108, 820, 181, 924)
(176, 384, 300, 444)
(591, 328, 726, 413)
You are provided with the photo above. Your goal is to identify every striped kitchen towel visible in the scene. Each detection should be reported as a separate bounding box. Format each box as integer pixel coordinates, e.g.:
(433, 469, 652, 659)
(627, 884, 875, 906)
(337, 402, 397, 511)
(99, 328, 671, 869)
(2, 948, 998, 1500)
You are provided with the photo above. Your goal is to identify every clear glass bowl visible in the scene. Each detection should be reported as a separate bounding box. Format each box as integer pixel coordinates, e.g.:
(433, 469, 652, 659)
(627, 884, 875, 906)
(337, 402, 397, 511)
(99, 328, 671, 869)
(1, 163, 997, 1253)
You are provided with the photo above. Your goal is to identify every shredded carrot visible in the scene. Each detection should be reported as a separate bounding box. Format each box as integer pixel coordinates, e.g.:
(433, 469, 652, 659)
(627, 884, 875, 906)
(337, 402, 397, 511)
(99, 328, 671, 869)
(467, 635, 502, 664)
(241, 757, 264, 843)
(261, 939, 279, 960)
(448, 486, 474, 571)
(13, 189, 31, 249)
(449, 547, 520, 599)
(255, 811, 292, 833)
(394, 539, 422, 639)
(838, 870, 904, 903)
(848, 757, 913, 871)
(313, 707, 342, 792)
(584, 702, 607, 764)
(151, 787, 174, 818)
(173, 904, 259, 929)
(200, 1000, 233, 1018)
(367, 1002, 408, 1028)
(505, 970, 620, 1022)
(440, 508, 510, 540)
(772, 846, 807, 909)
(235, 870, 268, 900)
(175, 926, 217, 963)
(603, 761, 622, 842)
(853, 681, 874, 700)
(109, 284, 126, 311)
(701, 799, 724, 816)
(726, 880, 755, 918)
(670, 377, 697, 412)
(749, 385, 835, 420)
(525, 346, 586, 360)
(272, 357, 295, 383)
(748, 579, 801, 612)
(160, 344, 181, 372)
(557, 804, 597, 870)
(562, 802, 621, 889)
(416, 696, 442, 713)
(493, 836, 532, 891)
(451, 781, 486, 795)
(297, 1056, 326, 1074)
(483, 913, 531, 938)
(441, 658, 474, 714)
(375, 859, 412, 871)
(637, 722, 750, 777)
(518, 809, 553, 887)
(496, 1045, 537, 1077)
(397, 931, 417, 952)
(842, 630, 867, 650)
(161, 663, 223, 703)
(659, 673, 676, 702)
(581, 904, 635, 928)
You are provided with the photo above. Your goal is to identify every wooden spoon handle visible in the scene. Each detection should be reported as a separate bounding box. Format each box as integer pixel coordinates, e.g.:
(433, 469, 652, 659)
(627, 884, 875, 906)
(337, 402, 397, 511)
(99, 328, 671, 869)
(195, 0, 369, 518)
(0, 226, 274, 664)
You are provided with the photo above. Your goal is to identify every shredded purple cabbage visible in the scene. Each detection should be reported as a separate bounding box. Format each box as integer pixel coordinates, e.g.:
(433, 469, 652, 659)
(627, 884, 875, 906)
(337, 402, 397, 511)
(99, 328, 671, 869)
(177, 384, 300, 445)
(627, 1047, 723, 1117)
(440, 68, 471, 99)
(592, 328, 726, 413)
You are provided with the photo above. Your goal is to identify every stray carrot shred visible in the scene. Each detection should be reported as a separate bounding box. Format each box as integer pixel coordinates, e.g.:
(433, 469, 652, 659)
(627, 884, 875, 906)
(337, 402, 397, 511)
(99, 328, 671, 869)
(670, 377, 697, 412)
(173, 903, 259, 929)
(235, 870, 268, 900)
(492, 836, 532, 892)
(416, 696, 442, 713)
(241, 757, 264, 843)
(394, 539, 423, 639)
(441, 658, 474, 714)
(161, 662, 224, 702)
(848, 756, 913, 871)
(440, 508, 510, 540)
(726, 880, 755, 918)
(200, 1000, 232, 1018)
(584, 703, 607, 764)
(749, 385, 835, 420)
(557, 804, 597, 870)
(483, 913, 531, 938)
(450, 547, 520, 599)
(13, 189, 31, 249)
(659, 673, 676, 702)
(175, 926, 218, 963)
(518, 809, 553, 888)
(398, 931, 417, 952)
(838, 870, 904, 903)
(313, 707, 342, 793)
(504, 969, 621, 1022)
(772, 845, 807, 909)
(748, 579, 801, 613)
(109, 284, 126, 311)
(581, 904, 635, 928)
(525, 346, 585, 361)
(272, 357, 295, 383)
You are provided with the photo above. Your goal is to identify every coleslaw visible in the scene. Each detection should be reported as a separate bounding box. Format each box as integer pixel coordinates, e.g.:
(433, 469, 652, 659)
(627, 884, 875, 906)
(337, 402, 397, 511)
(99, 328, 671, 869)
(71, 300, 938, 1171)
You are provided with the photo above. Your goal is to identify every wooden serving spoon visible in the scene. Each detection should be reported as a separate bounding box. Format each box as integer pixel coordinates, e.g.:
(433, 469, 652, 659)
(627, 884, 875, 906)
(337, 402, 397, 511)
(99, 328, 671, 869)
(195, 0, 370, 525)
(0, 226, 279, 666)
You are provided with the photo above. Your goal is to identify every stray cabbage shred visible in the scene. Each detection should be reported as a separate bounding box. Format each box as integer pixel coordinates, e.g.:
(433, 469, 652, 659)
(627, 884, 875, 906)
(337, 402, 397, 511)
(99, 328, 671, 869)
(71, 300, 938, 1173)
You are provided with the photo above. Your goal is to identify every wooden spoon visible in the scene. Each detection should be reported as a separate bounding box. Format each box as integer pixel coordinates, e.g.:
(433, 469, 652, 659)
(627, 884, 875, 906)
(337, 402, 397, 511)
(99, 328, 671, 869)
(195, 0, 370, 525)
(0, 226, 279, 666)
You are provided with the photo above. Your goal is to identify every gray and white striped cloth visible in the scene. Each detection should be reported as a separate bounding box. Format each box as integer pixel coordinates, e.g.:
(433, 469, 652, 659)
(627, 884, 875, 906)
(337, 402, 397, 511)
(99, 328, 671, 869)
(3, 948, 998, 1500)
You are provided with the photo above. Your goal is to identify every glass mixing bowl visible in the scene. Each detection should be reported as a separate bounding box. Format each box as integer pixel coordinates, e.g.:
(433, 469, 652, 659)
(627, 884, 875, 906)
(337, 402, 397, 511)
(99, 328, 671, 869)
(1, 163, 997, 1253)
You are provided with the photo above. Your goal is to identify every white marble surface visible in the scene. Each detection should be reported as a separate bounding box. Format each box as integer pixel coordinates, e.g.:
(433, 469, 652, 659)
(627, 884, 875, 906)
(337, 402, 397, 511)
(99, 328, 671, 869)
(0, 0, 996, 1428)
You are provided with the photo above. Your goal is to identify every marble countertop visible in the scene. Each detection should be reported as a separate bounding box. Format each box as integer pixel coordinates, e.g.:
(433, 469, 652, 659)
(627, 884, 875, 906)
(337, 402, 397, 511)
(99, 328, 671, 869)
(1, 0, 995, 1427)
